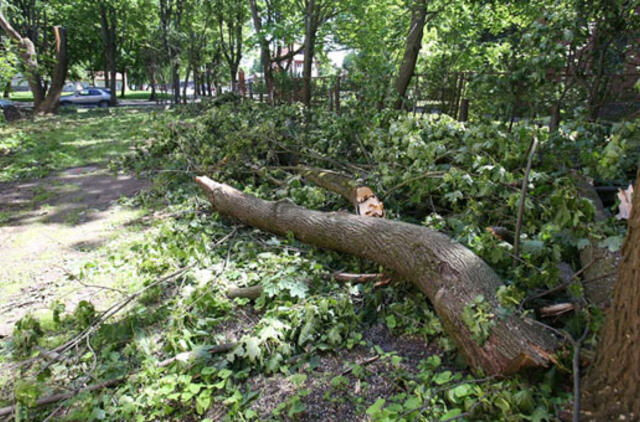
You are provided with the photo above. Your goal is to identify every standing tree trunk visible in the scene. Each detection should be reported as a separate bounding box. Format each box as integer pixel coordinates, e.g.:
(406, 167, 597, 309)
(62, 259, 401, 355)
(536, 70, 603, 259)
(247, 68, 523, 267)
(582, 163, 640, 420)
(195, 176, 559, 376)
(120, 68, 126, 98)
(0, 11, 67, 113)
(172, 64, 180, 104)
(393, 0, 427, 110)
(249, 0, 275, 105)
(36, 26, 68, 113)
(301, 0, 318, 107)
(100, 4, 118, 106)
(183, 64, 191, 103)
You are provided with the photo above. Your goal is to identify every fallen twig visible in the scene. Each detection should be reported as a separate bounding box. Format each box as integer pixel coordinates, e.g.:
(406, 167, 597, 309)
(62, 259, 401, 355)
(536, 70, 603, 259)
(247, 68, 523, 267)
(158, 343, 236, 368)
(513, 134, 539, 263)
(227, 285, 263, 300)
(0, 377, 125, 417)
(540, 303, 575, 317)
(340, 355, 381, 375)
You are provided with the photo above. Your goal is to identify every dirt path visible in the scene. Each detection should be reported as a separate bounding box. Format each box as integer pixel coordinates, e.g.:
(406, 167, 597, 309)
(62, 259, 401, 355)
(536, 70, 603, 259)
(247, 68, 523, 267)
(0, 165, 149, 336)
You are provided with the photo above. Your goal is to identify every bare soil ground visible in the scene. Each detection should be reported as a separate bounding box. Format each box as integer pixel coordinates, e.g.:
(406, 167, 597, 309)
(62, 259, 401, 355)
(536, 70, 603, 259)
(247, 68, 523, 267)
(0, 165, 149, 336)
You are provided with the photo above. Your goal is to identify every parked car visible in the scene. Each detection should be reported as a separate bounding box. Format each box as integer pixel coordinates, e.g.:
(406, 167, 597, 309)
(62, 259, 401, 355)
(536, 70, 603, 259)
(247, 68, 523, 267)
(59, 88, 111, 107)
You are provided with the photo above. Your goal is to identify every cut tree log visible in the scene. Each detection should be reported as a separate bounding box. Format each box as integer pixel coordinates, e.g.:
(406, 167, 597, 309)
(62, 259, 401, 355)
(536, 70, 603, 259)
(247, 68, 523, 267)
(195, 176, 558, 375)
(296, 166, 385, 217)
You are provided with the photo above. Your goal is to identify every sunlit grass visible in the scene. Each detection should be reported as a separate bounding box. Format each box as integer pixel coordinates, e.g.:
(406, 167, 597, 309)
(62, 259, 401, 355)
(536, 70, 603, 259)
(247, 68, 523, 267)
(0, 109, 164, 182)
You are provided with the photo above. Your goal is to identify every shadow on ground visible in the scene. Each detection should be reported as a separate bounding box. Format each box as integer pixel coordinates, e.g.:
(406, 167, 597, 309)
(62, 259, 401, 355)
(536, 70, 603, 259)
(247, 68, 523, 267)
(0, 165, 149, 336)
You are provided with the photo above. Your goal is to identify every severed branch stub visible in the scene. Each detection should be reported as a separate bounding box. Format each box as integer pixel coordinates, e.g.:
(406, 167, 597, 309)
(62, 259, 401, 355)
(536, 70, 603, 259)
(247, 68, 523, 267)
(296, 166, 385, 218)
(195, 175, 559, 376)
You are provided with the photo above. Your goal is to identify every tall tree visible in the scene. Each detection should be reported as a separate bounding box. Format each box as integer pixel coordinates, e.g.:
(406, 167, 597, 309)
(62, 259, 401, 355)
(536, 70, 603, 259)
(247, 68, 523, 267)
(98, 0, 118, 105)
(0, 8, 67, 113)
(300, 0, 337, 106)
(393, 0, 427, 109)
(215, 0, 246, 92)
(582, 161, 640, 419)
(248, 0, 302, 104)
(159, 0, 185, 104)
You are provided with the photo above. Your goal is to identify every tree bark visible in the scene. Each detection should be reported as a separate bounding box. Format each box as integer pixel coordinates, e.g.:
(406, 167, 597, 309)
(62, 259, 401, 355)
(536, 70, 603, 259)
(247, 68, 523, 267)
(0, 12, 45, 107)
(172, 64, 180, 104)
(249, 0, 275, 105)
(297, 166, 385, 217)
(572, 172, 619, 308)
(582, 163, 640, 420)
(34, 26, 68, 113)
(195, 176, 558, 375)
(301, 0, 318, 107)
(393, 0, 427, 110)
(100, 4, 118, 106)
(120, 68, 126, 98)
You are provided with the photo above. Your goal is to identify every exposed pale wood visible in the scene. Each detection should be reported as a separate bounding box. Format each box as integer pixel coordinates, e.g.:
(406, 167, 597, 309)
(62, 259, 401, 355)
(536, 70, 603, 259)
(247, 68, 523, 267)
(540, 303, 575, 317)
(297, 166, 385, 217)
(158, 343, 235, 368)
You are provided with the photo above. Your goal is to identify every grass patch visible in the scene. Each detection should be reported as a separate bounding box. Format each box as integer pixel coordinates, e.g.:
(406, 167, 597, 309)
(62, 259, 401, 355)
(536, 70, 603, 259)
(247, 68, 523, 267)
(0, 108, 165, 182)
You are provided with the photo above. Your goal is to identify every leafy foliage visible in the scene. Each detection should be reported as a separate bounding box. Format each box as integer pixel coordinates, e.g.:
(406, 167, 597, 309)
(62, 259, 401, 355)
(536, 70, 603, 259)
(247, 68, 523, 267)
(1, 101, 636, 420)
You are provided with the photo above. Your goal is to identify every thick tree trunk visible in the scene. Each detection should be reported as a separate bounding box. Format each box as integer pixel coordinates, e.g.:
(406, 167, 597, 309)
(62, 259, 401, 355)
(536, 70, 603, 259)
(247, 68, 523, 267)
(582, 164, 640, 420)
(100, 5, 118, 106)
(301, 0, 318, 107)
(195, 176, 558, 375)
(393, 0, 427, 110)
(3, 82, 10, 98)
(0, 11, 46, 109)
(34, 26, 68, 113)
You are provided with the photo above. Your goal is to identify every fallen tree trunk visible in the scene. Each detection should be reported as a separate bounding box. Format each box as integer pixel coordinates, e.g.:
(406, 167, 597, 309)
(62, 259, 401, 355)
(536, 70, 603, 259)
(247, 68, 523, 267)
(195, 176, 558, 375)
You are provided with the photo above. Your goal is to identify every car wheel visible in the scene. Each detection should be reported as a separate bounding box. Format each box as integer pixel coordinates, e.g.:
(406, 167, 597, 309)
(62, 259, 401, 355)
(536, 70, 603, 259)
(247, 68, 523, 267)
(60, 101, 71, 107)
(99, 101, 109, 108)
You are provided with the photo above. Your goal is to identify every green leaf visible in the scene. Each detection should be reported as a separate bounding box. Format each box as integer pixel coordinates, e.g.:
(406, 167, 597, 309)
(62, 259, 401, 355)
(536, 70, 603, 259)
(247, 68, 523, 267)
(245, 337, 261, 361)
(366, 398, 386, 415)
(599, 235, 624, 252)
(403, 396, 422, 411)
(440, 408, 462, 420)
(385, 314, 397, 329)
(434, 371, 453, 385)
(289, 373, 307, 386)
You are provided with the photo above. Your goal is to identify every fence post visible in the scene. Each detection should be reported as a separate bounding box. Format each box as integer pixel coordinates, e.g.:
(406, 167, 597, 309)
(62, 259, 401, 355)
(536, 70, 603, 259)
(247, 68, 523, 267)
(335, 75, 341, 114)
(414, 74, 420, 113)
(260, 92, 263, 103)
(329, 88, 334, 112)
